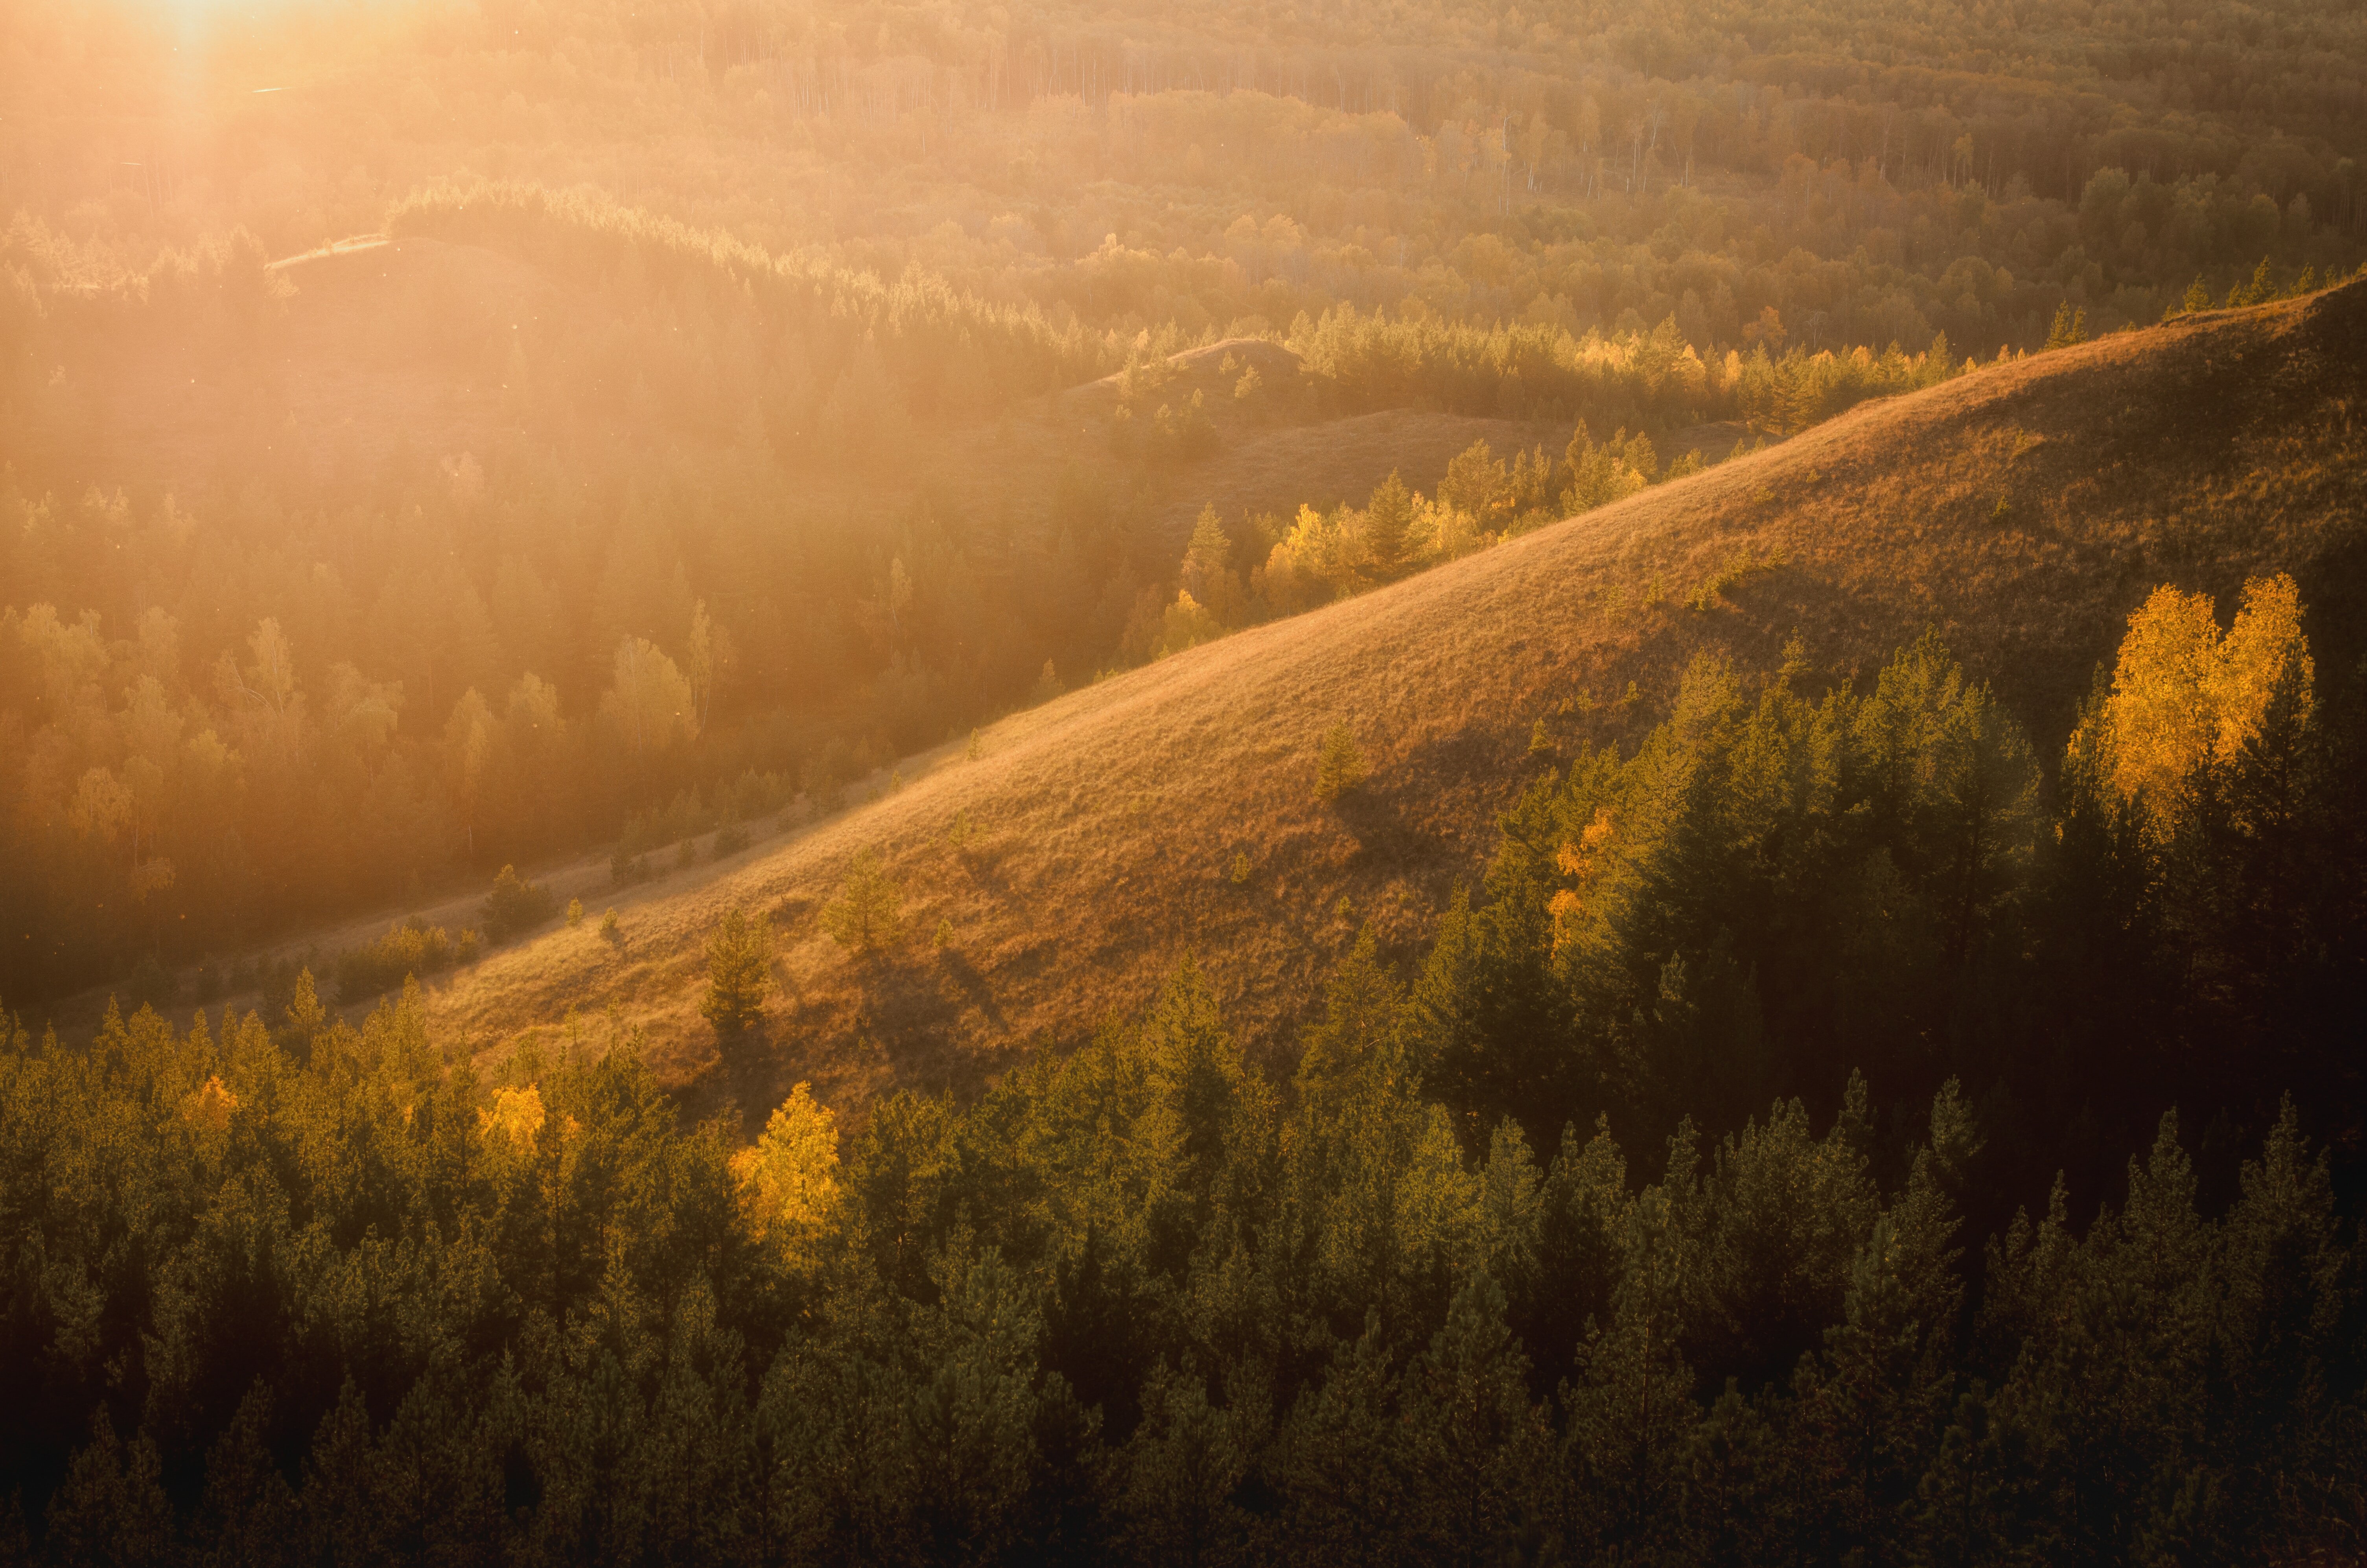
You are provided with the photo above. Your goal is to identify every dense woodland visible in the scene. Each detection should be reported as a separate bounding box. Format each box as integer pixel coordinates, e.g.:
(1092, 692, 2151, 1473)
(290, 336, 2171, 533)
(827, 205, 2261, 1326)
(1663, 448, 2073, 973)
(7, 0, 2367, 997)
(3, 583, 2362, 1565)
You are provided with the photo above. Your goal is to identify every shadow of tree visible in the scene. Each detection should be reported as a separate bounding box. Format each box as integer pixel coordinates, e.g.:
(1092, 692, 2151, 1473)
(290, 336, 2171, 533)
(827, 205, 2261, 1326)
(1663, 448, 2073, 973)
(934, 949, 1008, 1032)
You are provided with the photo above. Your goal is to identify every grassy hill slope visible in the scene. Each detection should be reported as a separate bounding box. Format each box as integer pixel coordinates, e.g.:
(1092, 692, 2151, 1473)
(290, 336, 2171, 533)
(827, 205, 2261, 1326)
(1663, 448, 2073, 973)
(373, 279, 2367, 1133)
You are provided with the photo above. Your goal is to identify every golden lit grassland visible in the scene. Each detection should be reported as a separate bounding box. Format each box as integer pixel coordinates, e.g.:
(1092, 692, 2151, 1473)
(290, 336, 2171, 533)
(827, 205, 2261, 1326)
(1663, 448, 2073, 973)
(386, 279, 2367, 1134)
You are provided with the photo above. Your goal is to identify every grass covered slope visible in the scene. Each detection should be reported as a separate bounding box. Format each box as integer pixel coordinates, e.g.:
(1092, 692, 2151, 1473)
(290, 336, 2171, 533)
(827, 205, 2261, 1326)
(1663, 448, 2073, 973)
(407, 278, 2367, 1128)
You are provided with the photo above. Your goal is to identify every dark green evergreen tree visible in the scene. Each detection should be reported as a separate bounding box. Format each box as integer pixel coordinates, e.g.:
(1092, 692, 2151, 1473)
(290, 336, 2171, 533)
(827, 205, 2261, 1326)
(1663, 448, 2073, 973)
(700, 906, 774, 1039)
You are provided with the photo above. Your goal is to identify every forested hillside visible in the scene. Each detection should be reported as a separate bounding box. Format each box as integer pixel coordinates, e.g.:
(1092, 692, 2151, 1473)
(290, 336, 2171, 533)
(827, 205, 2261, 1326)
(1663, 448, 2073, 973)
(6, 0, 2367, 1000)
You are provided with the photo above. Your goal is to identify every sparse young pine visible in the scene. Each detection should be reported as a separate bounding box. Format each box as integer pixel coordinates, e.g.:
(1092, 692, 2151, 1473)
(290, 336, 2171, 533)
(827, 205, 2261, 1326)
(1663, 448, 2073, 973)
(565, 897, 583, 927)
(933, 917, 952, 949)
(2226, 256, 2274, 307)
(2044, 302, 2089, 349)
(821, 848, 903, 953)
(599, 908, 620, 940)
(1364, 470, 1414, 571)
(1313, 721, 1368, 803)
(700, 907, 773, 1037)
(482, 864, 556, 940)
(1230, 850, 1251, 884)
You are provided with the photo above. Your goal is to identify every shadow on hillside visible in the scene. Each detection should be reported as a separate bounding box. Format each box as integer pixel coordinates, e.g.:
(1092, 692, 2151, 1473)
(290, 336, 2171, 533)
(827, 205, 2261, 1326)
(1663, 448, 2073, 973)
(698, 1026, 789, 1140)
(1332, 787, 1432, 864)
(1337, 725, 1519, 857)
(841, 946, 1011, 1041)
(933, 950, 1008, 1033)
(947, 845, 1013, 899)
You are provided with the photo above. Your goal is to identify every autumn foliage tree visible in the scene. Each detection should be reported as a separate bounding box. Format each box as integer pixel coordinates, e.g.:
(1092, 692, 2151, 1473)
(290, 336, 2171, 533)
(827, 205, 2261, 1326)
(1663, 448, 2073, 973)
(729, 1081, 842, 1269)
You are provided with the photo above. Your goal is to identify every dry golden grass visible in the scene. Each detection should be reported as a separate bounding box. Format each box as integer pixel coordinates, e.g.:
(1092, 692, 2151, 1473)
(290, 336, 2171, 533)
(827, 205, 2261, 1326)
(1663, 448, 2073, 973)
(61, 271, 2367, 1142)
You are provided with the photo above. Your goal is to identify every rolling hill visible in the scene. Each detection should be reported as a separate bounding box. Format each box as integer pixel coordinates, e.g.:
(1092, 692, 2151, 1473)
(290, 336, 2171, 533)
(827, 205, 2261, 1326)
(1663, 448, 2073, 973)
(54, 277, 2367, 1139)
(402, 276, 2367, 1129)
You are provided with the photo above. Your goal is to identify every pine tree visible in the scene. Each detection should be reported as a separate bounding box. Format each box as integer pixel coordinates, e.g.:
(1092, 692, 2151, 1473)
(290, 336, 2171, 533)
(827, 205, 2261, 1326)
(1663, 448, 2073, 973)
(284, 967, 325, 1043)
(1363, 470, 1414, 573)
(1268, 1321, 1415, 1561)
(191, 1384, 302, 1568)
(42, 1409, 175, 1568)
(1562, 417, 1596, 479)
(2226, 256, 2274, 307)
(1784, 1086, 1974, 1560)
(1313, 721, 1368, 803)
(820, 848, 902, 953)
(2043, 302, 2087, 349)
(1183, 509, 1240, 620)
(701, 906, 773, 1037)
(1117, 1362, 1258, 1567)
(1400, 1272, 1549, 1562)
(482, 863, 556, 939)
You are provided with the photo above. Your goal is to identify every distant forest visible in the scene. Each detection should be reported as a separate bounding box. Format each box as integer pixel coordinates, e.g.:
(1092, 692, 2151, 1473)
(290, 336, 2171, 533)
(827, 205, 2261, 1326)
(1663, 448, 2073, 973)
(2, 584, 2360, 1564)
(4, 0, 2366, 996)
